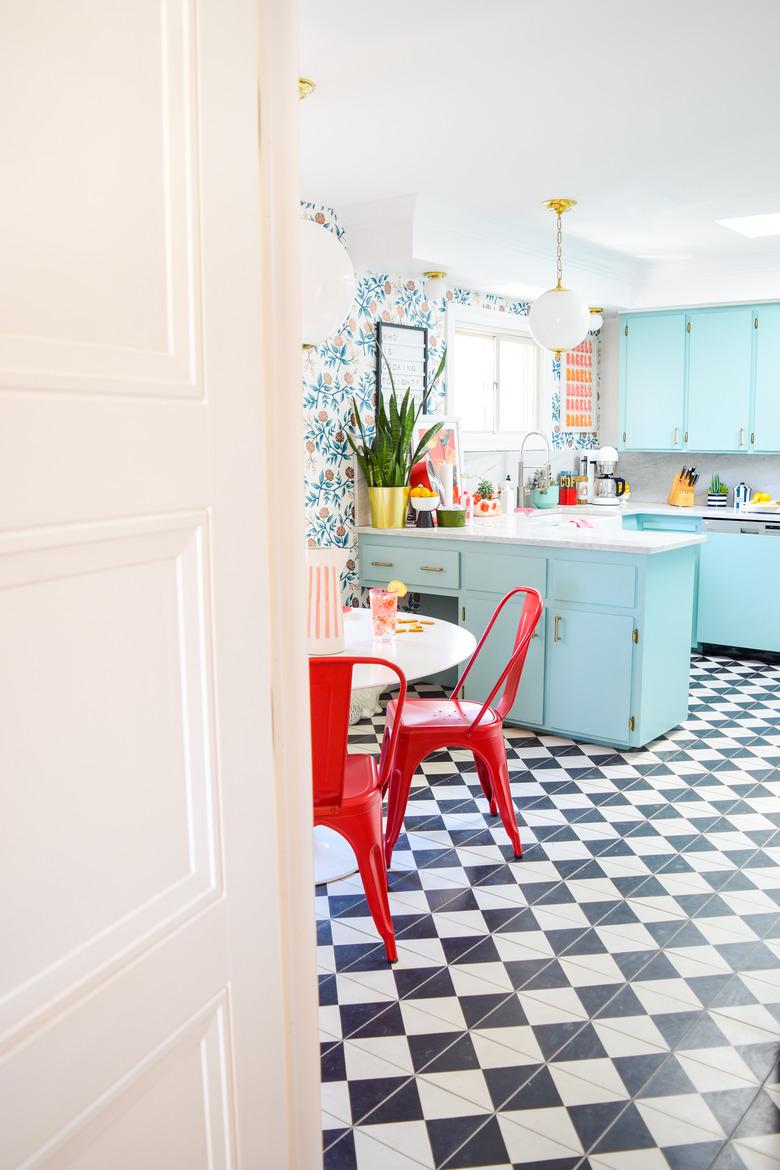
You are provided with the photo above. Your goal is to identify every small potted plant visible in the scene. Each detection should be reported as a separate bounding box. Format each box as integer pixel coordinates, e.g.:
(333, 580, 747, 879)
(529, 469, 560, 510)
(473, 479, 500, 518)
(708, 474, 729, 509)
(348, 348, 445, 528)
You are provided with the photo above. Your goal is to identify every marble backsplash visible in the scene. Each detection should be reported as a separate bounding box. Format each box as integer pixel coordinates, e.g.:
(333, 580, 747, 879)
(457, 449, 780, 507)
(617, 452, 780, 504)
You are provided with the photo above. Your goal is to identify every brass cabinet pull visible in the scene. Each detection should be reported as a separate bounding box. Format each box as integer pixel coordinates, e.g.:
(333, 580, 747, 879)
(684, 430, 688, 443)
(531, 630, 539, 640)
(751, 431, 756, 445)
(673, 425, 679, 446)
(554, 615, 561, 642)
(370, 560, 393, 567)
(739, 426, 745, 448)
(420, 565, 444, 572)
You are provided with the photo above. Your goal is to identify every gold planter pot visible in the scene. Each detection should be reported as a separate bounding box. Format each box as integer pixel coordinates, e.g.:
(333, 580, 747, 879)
(368, 486, 410, 529)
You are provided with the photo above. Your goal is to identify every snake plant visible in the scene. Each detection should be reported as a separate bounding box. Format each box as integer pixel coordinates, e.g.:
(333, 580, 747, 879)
(347, 345, 446, 488)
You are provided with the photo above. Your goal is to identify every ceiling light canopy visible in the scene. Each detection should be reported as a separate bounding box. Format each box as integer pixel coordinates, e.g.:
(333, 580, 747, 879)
(528, 199, 590, 355)
(716, 212, 780, 238)
(423, 270, 448, 301)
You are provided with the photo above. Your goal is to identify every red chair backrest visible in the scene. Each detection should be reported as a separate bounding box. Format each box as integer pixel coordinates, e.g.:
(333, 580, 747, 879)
(452, 587, 544, 731)
(309, 656, 408, 811)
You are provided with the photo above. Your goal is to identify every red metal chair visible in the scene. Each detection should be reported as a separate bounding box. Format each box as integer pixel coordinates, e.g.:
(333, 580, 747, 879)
(310, 655, 407, 962)
(382, 587, 543, 866)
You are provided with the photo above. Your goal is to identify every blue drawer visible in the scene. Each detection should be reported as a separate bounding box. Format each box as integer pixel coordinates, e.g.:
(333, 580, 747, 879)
(548, 558, 636, 608)
(462, 550, 546, 596)
(635, 514, 702, 533)
(360, 542, 460, 590)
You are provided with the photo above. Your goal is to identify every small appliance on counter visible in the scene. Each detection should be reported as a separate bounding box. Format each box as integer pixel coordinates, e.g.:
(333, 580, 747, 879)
(588, 447, 626, 506)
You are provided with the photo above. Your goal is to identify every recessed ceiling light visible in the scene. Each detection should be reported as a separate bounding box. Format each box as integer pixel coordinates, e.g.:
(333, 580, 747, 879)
(716, 212, 780, 238)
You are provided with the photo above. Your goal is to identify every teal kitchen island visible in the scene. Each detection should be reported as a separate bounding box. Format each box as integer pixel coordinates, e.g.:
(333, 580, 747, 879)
(358, 515, 704, 749)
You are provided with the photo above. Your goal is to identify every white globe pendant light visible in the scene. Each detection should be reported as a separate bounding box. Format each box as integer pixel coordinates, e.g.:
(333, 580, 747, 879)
(589, 307, 604, 332)
(300, 217, 356, 348)
(528, 199, 590, 355)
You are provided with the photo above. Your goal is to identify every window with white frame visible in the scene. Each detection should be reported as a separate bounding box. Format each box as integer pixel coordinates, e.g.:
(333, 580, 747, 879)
(447, 312, 542, 448)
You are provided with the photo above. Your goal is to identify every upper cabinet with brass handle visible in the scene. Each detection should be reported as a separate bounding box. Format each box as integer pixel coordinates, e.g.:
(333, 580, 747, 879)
(619, 310, 686, 453)
(553, 615, 561, 643)
(620, 302, 780, 456)
(753, 302, 780, 454)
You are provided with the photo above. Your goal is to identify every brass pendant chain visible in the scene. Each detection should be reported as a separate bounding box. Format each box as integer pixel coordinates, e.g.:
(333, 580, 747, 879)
(556, 212, 563, 289)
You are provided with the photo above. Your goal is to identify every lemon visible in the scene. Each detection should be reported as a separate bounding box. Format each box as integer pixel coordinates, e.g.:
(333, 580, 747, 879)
(387, 579, 408, 598)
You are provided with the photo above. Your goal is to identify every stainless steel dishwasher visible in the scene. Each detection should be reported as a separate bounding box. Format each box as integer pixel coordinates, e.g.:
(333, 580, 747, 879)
(702, 516, 780, 537)
(698, 516, 780, 654)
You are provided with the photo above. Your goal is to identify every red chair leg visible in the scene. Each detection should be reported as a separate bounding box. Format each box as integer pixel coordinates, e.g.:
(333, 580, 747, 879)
(336, 804, 397, 962)
(477, 736, 522, 858)
(384, 736, 422, 867)
(378, 724, 391, 795)
(474, 755, 498, 817)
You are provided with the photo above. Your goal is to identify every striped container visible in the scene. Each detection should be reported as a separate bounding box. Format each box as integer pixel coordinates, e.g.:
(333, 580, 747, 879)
(306, 547, 347, 655)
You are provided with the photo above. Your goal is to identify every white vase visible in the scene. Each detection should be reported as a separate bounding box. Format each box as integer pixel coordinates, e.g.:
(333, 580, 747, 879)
(306, 547, 348, 655)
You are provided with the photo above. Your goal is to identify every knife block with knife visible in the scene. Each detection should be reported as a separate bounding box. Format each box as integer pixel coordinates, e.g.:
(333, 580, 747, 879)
(667, 466, 698, 507)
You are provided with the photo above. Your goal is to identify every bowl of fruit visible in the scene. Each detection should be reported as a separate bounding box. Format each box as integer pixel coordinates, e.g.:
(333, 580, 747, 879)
(409, 485, 440, 527)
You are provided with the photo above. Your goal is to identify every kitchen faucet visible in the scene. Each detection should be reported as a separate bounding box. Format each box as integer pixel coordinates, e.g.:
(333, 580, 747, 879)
(517, 431, 552, 509)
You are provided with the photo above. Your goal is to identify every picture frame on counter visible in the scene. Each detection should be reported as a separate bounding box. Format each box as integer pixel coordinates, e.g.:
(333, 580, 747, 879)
(376, 321, 429, 411)
(411, 414, 464, 506)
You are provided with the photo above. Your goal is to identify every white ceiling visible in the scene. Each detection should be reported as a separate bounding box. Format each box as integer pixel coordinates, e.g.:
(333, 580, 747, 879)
(299, 0, 780, 265)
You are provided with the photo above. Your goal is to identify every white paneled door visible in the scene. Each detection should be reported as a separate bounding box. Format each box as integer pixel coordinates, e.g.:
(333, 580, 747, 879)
(0, 1, 316, 1168)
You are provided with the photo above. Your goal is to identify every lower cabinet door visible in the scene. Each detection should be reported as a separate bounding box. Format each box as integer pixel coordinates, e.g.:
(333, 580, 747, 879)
(545, 606, 634, 744)
(460, 594, 544, 727)
(697, 531, 780, 653)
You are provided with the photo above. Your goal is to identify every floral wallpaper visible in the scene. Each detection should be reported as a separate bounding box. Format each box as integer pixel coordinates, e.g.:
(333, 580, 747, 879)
(302, 204, 600, 604)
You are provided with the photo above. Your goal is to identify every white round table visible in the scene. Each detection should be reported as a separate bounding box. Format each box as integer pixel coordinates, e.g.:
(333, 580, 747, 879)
(313, 609, 477, 885)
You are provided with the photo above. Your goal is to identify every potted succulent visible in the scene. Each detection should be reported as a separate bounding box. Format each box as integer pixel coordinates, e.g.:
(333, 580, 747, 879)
(708, 474, 729, 509)
(473, 479, 500, 518)
(348, 347, 446, 528)
(529, 469, 560, 509)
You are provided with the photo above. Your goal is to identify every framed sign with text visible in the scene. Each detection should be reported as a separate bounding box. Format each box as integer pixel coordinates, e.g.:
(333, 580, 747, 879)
(376, 321, 428, 410)
(562, 338, 595, 431)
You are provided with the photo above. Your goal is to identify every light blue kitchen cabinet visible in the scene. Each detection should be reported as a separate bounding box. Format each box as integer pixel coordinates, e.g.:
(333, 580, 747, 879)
(359, 532, 700, 748)
(544, 607, 634, 744)
(460, 594, 545, 727)
(697, 530, 780, 653)
(625, 514, 702, 648)
(753, 303, 780, 453)
(686, 306, 754, 452)
(619, 300, 780, 454)
(620, 312, 687, 451)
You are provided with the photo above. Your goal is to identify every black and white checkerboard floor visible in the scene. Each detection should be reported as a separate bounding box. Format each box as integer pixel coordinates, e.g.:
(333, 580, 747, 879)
(317, 654, 780, 1170)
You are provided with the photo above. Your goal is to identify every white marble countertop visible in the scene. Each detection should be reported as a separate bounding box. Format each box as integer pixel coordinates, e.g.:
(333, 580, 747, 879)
(358, 509, 706, 555)
(617, 500, 779, 520)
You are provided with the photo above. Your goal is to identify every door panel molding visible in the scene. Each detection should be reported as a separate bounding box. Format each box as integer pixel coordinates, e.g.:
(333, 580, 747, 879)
(0, 512, 221, 1046)
(0, 0, 203, 399)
